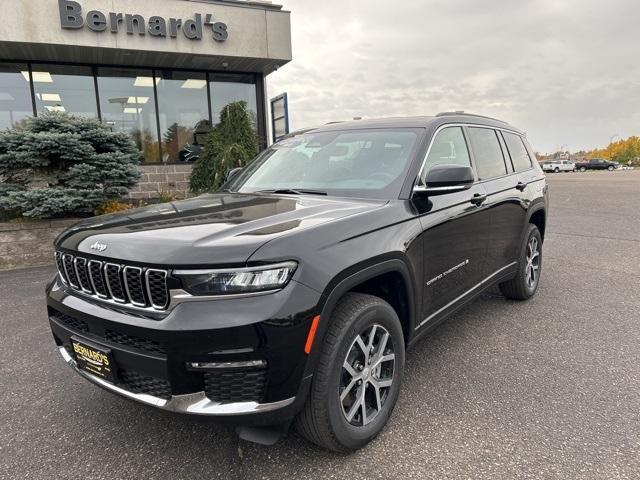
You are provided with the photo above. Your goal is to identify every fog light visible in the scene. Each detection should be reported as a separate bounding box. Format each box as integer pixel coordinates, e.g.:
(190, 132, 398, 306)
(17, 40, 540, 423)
(187, 360, 266, 371)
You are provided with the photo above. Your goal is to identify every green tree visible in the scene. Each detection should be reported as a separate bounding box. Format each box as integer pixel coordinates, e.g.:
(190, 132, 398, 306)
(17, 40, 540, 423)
(0, 113, 140, 219)
(190, 101, 259, 193)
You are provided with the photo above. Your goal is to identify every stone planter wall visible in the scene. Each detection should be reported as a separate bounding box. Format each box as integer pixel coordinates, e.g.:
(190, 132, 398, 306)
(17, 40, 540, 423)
(0, 219, 79, 271)
(128, 164, 193, 201)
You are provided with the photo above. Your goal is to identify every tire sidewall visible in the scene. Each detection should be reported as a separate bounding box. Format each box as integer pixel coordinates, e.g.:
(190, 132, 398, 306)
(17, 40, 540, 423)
(324, 301, 405, 450)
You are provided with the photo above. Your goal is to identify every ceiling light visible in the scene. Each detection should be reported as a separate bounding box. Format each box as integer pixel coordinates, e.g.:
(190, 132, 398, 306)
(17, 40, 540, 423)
(123, 107, 142, 114)
(181, 79, 207, 89)
(134, 76, 159, 87)
(127, 96, 150, 104)
(0, 93, 15, 101)
(45, 105, 66, 112)
(22, 71, 53, 83)
(41, 93, 62, 102)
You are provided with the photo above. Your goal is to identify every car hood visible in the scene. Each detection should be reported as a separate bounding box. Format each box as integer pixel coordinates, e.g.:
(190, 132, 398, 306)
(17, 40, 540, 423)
(56, 193, 386, 266)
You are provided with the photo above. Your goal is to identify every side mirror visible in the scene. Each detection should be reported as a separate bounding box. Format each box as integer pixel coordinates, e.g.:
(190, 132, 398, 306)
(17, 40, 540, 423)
(226, 167, 243, 182)
(413, 164, 474, 197)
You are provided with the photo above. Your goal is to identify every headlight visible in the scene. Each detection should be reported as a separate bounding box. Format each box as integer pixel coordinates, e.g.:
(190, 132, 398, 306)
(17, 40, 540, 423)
(174, 262, 298, 296)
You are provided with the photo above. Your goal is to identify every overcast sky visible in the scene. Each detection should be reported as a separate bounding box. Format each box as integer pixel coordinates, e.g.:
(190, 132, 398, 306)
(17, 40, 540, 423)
(266, 0, 640, 153)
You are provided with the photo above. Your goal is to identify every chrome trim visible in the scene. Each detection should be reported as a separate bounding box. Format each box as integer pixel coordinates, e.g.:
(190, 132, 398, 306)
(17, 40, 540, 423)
(188, 360, 267, 370)
(123, 266, 146, 307)
(145, 269, 169, 310)
(55, 252, 68, 285)
(416, 262, 517, 330)
(87, 259, 108, 299)
(104, 263, 126, 303)
(62, 253, 79, 288)
(413, 185, 470, 194)
(170, 288, 282, 302)
(58, 347, 295, 416)
(173, 261, 298, 276)
(73, 257, 93, 294)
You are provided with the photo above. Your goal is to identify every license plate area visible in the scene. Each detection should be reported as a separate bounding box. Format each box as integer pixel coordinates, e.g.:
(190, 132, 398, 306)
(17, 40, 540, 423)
(71, 336, 116, 383)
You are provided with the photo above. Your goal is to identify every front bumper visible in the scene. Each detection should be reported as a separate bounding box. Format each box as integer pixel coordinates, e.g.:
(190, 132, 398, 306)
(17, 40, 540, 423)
(47, 276, 321, 425)
(57, 346, 295, 415)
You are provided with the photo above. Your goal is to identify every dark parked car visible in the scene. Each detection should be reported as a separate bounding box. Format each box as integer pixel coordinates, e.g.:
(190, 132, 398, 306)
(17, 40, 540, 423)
(574, 158, 618, 172)
(47, 113, 548, 452)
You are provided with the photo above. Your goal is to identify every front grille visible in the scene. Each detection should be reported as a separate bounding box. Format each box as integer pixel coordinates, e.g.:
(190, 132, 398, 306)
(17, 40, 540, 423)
(55, 251, 169, 311)
(118, 370, 171, 399)
(105, 330, 166, 355)
(204, 369, 267, 403)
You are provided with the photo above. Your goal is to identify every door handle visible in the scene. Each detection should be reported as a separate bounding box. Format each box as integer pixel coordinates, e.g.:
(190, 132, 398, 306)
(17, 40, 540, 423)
(515, 182, 527, 191)
(470, 193, 487, 206)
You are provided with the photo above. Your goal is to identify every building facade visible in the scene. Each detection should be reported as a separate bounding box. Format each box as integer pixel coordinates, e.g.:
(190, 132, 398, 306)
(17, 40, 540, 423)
(0, 0, 291, 199)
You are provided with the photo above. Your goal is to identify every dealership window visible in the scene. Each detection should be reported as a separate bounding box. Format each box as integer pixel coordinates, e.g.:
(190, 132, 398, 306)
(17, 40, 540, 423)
(468, 127, 508, 180)
(156, 70, 211, 163)
(210, 74, 257, 131)
(97, 68, 160, 162)
(32, 64, 97, 118)
(0, 63, 33, 129)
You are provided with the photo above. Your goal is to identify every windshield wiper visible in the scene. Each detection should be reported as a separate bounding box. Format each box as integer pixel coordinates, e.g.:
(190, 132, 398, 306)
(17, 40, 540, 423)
(255, 188, 327, 196)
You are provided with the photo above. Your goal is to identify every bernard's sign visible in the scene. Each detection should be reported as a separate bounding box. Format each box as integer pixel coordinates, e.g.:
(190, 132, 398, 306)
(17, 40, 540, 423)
(58, 0, 229, 42)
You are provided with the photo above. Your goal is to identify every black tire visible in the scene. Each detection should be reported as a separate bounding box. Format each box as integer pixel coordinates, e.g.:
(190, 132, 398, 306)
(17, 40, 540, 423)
(499, 224, 542, 300)
(295, 293, 405, 452)
(580, 166, 586, 172)
(554, 167, 559, 173)
(608, 165, 614, 171)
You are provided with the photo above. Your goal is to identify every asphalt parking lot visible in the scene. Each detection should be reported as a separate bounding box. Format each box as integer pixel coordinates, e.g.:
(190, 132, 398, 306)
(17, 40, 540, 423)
(1, 171, 639, 480)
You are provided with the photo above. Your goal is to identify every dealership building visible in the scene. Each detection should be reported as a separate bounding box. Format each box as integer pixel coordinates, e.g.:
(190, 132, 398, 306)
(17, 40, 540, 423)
(0, 0, 291, 199)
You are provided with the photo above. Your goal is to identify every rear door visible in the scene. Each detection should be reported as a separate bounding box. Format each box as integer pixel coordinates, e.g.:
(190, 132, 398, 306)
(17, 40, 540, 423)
(416, 126, 491, 326)
(467, 127, 527, 279)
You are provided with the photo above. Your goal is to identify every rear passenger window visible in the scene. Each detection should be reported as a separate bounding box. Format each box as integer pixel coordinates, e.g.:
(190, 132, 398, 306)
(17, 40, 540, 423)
(422, 126, 470, 177)
(468, 127, 507, 180)
(503, 132, 532, 171)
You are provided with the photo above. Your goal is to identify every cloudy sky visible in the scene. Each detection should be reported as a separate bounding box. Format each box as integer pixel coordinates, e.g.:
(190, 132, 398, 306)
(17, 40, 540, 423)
(267, 0, 640, 153)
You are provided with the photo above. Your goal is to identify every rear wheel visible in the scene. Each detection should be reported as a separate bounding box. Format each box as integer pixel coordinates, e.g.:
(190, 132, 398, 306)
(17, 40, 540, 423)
(554, 167, 560, 173)
(296, 293, 405, 452)
(608, 165, 614, 171)
(580, 166, 587, 172)
(499, 224, 542, 300)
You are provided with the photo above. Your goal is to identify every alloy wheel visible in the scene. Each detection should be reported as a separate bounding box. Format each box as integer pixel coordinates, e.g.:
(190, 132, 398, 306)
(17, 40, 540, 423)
(525, 236, 540, 289)
(339, 324, 395, 426)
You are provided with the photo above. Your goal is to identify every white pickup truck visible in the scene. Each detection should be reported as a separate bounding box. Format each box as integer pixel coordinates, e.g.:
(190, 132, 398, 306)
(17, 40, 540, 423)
(542, 160, 575, 173)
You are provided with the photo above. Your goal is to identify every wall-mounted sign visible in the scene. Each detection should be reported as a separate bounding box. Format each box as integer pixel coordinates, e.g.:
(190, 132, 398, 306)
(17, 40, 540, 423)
(270, 93, 290, 143)
(58, 0, 228, 42)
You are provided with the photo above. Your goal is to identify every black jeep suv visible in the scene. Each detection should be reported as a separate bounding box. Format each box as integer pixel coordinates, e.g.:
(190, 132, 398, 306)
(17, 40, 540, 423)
(47, 113, 548, 452)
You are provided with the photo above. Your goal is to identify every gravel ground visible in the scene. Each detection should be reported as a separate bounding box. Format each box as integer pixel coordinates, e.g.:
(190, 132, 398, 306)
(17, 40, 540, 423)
(1, 170, 639, 480)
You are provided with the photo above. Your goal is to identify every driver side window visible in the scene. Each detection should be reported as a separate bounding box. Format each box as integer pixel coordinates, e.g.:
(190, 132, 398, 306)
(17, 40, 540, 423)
(421, 127, 471, 182)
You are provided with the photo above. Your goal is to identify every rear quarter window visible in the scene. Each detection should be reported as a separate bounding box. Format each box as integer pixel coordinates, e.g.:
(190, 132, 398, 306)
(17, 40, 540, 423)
(503, 132, 532, 171)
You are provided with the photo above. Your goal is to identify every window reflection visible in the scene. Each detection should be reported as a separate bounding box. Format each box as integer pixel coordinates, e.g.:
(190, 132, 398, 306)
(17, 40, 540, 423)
(0, 63, 32, 129)
(32, 64, 97, 118)
(210, 74, 257, 131)
(97, 68, 160, 162)
(156, 70, 211, 163)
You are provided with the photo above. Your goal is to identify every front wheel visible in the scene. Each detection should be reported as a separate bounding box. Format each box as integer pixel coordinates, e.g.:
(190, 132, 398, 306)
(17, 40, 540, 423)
(296, 293, 405, 452)
(554, 167, 560, 173)
(580, 166, 587, 172)
(608, 165, 614, 171)
(499, 224, 542, 300)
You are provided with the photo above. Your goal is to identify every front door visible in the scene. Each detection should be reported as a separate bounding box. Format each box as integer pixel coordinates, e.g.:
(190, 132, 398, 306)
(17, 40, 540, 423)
(415, 126, 492, 329)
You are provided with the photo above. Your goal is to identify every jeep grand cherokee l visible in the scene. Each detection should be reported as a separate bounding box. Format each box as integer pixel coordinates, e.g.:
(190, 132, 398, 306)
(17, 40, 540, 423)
(47, 112, 548, 452)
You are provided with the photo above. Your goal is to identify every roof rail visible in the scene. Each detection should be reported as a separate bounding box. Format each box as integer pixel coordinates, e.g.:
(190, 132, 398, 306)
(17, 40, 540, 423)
(435, 111, 508, 124)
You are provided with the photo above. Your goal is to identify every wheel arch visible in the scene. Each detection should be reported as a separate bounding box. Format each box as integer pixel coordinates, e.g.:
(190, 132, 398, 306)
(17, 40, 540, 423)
(527, 205, 546, 242)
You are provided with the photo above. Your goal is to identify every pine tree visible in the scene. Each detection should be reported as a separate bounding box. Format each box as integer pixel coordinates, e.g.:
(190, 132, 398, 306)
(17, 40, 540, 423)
(0, 112, 140, 219)
(189, 101, 259, 193)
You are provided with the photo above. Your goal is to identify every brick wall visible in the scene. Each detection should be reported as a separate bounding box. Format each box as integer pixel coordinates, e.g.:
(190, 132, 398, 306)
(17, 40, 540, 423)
(128, 164, 193, 201)
(0, 219, 79, 270)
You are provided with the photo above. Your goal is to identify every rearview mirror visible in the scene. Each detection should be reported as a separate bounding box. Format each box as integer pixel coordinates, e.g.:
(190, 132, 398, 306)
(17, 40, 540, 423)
(413, 164, 474, 197)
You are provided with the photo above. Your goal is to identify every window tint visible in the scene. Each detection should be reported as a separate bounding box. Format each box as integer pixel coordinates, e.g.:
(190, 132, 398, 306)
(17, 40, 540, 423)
(503, 132, 532, 171)
(468, 127, 507, 179)
(422, 127, 470, 178)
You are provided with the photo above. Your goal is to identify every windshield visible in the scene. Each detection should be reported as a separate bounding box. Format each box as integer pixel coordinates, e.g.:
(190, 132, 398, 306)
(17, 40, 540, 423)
(226, 128, 421, 199)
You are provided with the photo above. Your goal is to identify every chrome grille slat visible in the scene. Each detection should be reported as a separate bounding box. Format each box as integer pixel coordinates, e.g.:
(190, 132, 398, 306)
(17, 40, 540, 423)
(55, 251, 169, 311)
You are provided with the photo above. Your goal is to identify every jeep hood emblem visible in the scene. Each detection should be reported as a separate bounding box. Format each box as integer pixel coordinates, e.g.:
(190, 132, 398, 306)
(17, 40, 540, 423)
(90, 241, 108, 252)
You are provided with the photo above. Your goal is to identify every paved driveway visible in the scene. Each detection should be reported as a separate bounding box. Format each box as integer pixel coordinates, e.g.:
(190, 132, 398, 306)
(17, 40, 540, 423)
(1, 171, 639, 479)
